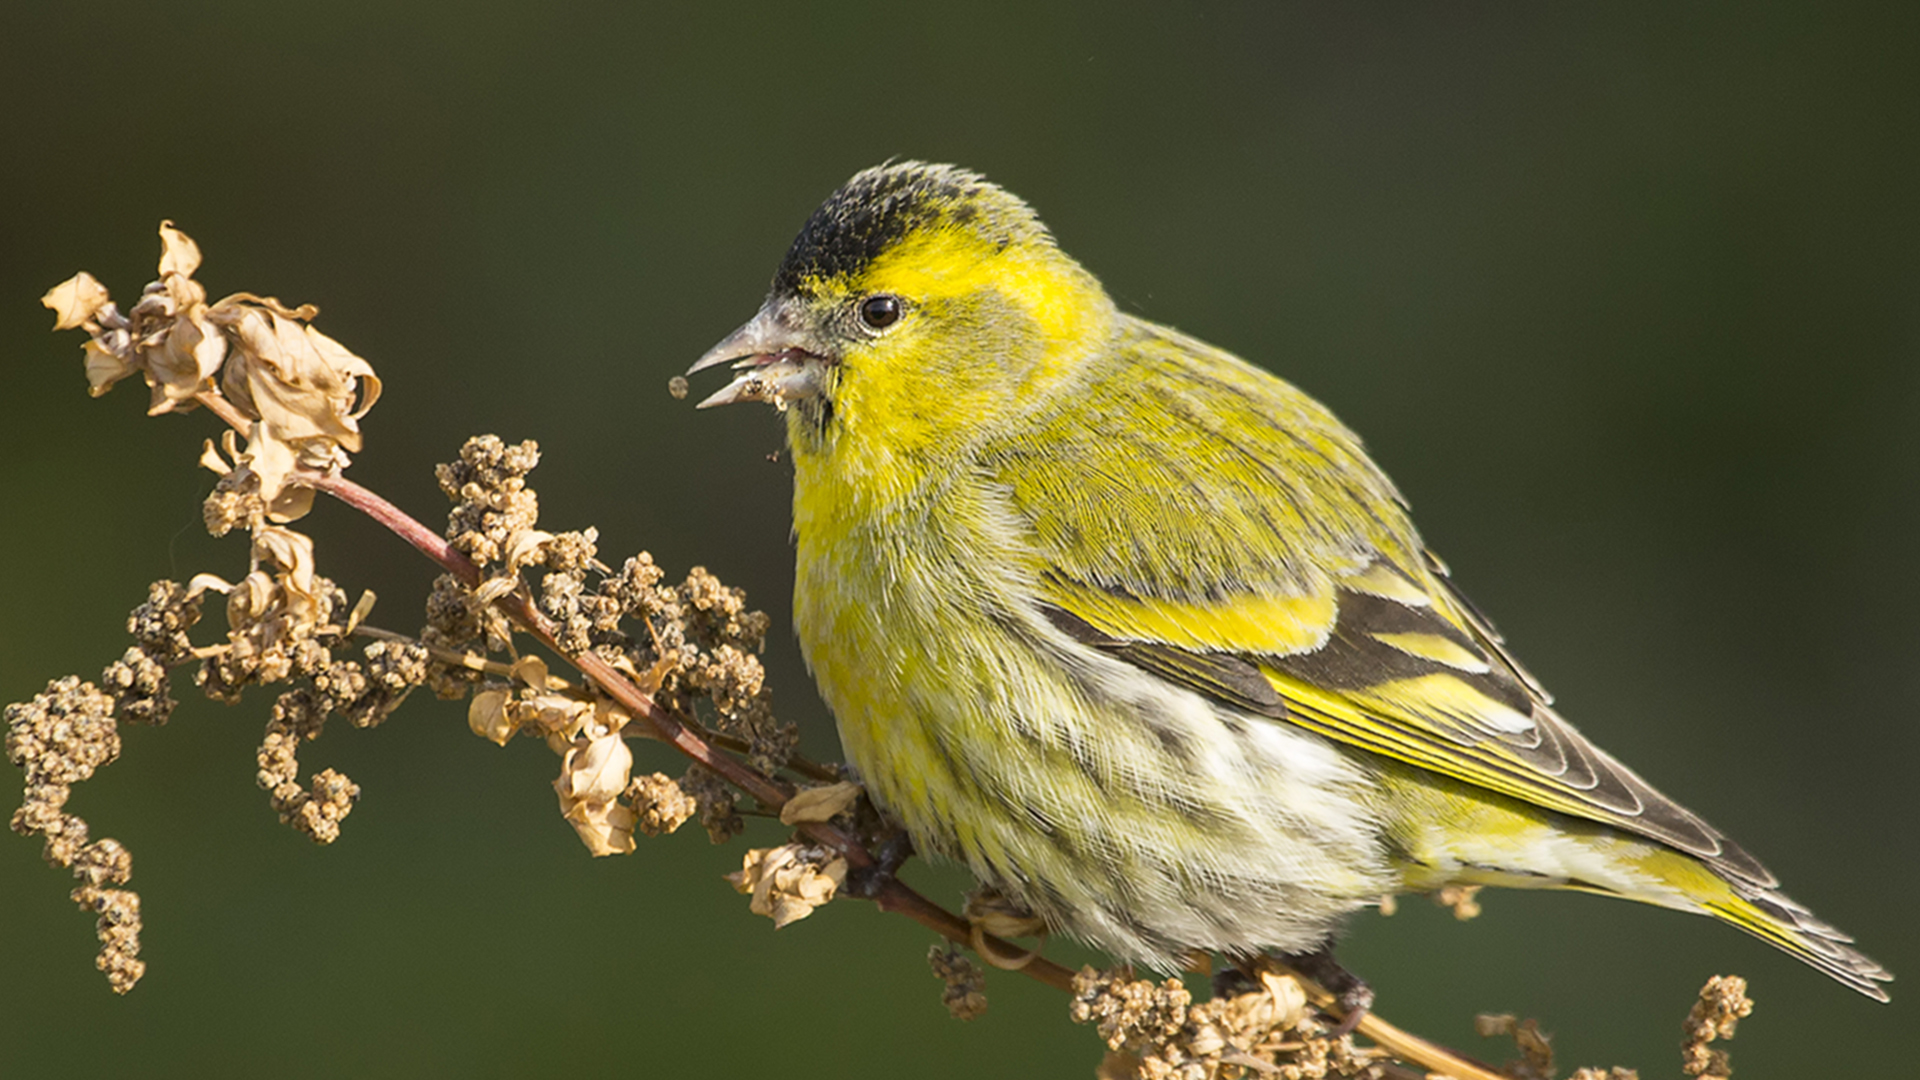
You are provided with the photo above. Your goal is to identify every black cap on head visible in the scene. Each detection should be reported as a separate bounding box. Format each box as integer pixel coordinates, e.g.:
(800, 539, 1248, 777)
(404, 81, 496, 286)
(771, 161, 1043, 296)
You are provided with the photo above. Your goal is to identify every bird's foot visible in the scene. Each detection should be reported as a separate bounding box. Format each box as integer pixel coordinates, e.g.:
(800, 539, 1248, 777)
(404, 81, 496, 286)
(1211, 964, 1263, 1000)
(843, 827, 914, 899)
(1278, 947, 1374, 1037)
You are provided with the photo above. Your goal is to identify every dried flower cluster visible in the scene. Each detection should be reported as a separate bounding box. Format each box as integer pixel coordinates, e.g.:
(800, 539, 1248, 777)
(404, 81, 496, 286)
(427, 434, 798, 857)
(725, 842, 848, 929)
(1473, 1012, 1558, 1080)
(24, 228, 814, 989)
(1434, 883, 1484, 921)
(929, 945, 989, 1020)
(1071, 966, 1381, 1080)
(1681, 975, 1753, 1078)
(43, 222, 378, 523)
(184, 525, 431, 844)
(13, 226, 441, 989)
(4, 577, 224, 990)
(6, 558, 439, 991)
(1474, 974, 1758, 1079)
(628, 771, 699, 836)
(7, 678, 143, 991)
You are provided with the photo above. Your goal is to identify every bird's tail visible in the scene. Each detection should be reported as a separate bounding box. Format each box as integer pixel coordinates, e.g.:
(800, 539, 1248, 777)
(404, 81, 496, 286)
(1611, 846, 1892, 1002)
(1380, 769, 1891, 1000)
(1702, 881, 1892, 1002)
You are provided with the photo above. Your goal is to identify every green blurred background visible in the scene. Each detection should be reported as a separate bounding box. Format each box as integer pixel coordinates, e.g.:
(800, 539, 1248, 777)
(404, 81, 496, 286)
(3, 3, 1914, 1075)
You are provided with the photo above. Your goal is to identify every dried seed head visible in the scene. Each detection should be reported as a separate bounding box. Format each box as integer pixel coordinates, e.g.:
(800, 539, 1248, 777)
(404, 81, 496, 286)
(680, 763, 742, 844)
(101, 646, 175, 727)
(928, 945, 988, 1020)
(202, 452, 268, 536)
(6, 676, 120, 787)
(1070, 968, 1191, 1053)
(1433, 883, 1483, 920)
(626, 772, 697, 837)
(7, 671, 149, 993)
(436, 435, 541, 567)
(193, 528, 344, 702)
(72, 884, 145, 994)
(125, 580, 204, 665)
(1070, 963, 1366, 1079)
(333, 640, 427, 728)
(1682, 975, 1753, 1078)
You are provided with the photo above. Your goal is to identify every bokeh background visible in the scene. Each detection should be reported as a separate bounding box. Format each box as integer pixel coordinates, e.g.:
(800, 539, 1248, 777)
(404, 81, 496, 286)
(3, 4, 1914, 1076)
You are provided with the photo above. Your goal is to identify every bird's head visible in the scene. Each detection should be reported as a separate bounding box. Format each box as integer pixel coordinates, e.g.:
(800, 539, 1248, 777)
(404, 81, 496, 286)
(687, 162, 1114, 455)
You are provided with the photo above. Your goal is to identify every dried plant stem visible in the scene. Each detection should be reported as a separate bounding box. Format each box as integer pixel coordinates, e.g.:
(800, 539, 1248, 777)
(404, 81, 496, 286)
(1349, 1016, 1504, 1080)
(357, 620, 842, 783)
(697, 729, 842, 785)
(353, 624, 512, 676)
(1213, 957, 1502, 1080)
(193, 387, 254, 433)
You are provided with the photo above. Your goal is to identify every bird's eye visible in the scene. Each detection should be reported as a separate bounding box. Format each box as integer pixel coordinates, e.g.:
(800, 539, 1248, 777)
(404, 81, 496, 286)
(858, 294, 903, 332)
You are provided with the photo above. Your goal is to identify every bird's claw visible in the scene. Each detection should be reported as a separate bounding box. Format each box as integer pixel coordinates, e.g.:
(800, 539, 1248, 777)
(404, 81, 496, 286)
(843, 828, 915, 899)
(1279, 947, 1374, 1037)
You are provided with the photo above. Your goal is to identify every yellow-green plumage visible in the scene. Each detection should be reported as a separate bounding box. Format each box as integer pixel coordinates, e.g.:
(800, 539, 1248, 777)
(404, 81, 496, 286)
(689, 162, 1890, 1000)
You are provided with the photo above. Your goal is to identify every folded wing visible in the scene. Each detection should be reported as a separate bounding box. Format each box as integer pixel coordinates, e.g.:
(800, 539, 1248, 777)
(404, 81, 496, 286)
(991, 318, 1774, 890)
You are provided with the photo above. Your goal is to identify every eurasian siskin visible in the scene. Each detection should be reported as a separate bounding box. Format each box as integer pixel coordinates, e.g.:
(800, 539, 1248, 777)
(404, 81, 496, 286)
(686, 161, 1890, 1004)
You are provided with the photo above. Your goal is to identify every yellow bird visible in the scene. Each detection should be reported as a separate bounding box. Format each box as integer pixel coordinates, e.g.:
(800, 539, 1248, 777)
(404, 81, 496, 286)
(687, 161, 1890, 1004)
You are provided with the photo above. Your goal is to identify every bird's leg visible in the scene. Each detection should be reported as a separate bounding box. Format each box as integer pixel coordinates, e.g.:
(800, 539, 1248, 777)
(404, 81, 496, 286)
(1279, 946, 1375, 1037)
(1211, 961, 1263, 1000)
(843, 826, 915, 899)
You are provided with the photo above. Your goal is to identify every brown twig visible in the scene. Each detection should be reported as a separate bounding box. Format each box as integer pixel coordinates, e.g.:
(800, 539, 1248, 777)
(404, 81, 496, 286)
(694, 729, 845, 786)
(1274, 959, 1509, 1080)
(361, 621, 842, 783)
(1352, 1013, 1504, 1080)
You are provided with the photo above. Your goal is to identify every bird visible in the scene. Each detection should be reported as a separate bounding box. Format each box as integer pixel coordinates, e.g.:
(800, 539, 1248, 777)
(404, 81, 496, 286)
(684, 160, 1891, 1006)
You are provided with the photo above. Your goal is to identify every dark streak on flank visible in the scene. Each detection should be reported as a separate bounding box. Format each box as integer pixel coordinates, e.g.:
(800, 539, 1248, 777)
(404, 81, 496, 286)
(1095, 898, 1170, 956)
(1143, 713, 1199, 769)
(923, 717, 980, 803)
(1022, 799, 1096, 872)
(1060, 727, 1111, 795)
(1154, 781, 1244, 838)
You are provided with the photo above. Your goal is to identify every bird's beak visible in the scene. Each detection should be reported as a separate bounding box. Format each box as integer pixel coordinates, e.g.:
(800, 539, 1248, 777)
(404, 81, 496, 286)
(685, 299, 831, 410)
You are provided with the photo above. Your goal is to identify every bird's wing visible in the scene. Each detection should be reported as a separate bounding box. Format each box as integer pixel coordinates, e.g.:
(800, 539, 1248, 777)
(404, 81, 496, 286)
(989, 320, 1773, 887)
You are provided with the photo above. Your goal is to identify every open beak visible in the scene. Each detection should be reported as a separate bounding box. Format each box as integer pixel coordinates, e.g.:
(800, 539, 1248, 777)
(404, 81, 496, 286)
(685, 299, 831, 410)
